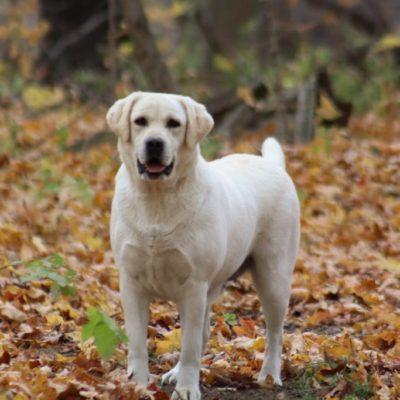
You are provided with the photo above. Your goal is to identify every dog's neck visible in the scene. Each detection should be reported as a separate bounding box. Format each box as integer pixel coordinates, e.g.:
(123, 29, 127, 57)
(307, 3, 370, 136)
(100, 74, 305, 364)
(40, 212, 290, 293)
(120, 148, 209, 235)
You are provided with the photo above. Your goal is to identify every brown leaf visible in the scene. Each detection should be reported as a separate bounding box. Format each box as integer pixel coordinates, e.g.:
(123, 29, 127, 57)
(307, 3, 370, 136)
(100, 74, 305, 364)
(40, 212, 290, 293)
(0, 302, 27, 322)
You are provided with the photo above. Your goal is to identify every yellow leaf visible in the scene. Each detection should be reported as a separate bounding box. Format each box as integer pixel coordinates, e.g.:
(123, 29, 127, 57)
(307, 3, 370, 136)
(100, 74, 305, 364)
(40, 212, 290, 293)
(237, 87, 256, 107)
(364, 331, 397, 351)
(172, 1, 190, 17)
(290, 352, 311, 366)
(214, 54, 234, 72)
(7, 396, 29, 400)
(322, 334, 353, 360)
(56, 300, 80, 320)
(118, 42, 134, 57)
(46, 313, 64, 327)
(73, 228, 103, 251)
(376, 312, 400, 330)
(85, 236, 103, 251)
(306, 310, 331, 327)
(155, 328, 181, 355)
(22, 84, 65, 111)
(54, 353, 75, 364)
(251, 336, 265, 352)
(374, 34, 400, 52)
(380, 258, 400, 274)
(317, 93, 341, 121)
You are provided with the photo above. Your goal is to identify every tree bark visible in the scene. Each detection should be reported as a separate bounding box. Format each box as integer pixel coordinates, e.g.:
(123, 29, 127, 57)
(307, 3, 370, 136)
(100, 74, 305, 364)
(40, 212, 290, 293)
(119, 0, 176, 92)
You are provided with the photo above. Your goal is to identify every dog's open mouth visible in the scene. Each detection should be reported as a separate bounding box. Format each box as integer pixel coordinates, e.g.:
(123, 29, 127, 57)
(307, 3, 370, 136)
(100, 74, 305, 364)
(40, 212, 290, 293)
(137, 158, 174, 179)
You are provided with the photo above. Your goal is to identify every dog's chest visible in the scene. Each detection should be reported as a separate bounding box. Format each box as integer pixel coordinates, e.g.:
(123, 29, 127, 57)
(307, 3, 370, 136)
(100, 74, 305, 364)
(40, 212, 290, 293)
(121, 239, 193, 299)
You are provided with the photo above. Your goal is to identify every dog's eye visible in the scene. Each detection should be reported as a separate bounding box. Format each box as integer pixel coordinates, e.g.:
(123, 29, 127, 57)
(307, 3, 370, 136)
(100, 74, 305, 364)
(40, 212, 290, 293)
(166, 118, 181, 128)
(134, 117, 148, 127)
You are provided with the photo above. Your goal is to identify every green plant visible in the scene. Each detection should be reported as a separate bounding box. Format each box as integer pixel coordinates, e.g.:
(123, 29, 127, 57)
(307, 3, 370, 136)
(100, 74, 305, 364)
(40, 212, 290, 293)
(200, 137, 223, 160)
(82, 307, 128, 359)
(64, 176, 93, 205)
(224, 312, 238, 326)
(289, 361, 335, 400)
(35, 159, 63, 198)
(297, 189, 309, 205)
(4, 116, 21, 156)
(57, 127, 69, 152)
(35, 159, 93, 204)
(71, 70, 111, 94)
(353, 380, 373, 399)
(18, 253, 76, 297)
(332, 53, 400, 114)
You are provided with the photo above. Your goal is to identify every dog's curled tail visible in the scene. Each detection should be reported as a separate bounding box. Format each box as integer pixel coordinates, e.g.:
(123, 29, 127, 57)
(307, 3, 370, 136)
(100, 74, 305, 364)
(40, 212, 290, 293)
(261, 137, 286, 169)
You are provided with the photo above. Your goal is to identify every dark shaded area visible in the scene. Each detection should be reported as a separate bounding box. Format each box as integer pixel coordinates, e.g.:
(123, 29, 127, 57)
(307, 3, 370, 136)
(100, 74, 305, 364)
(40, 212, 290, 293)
(38, 0, 108, 81)
(37, 0, 400, 86)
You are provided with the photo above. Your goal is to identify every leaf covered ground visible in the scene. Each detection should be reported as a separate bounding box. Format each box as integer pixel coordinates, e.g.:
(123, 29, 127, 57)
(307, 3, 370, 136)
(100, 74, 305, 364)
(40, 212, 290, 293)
(0, 100, 400, 400)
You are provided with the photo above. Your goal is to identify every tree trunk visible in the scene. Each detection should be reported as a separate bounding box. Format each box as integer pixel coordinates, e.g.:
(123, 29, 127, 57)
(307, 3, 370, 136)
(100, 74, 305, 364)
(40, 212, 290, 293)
(119, 0, 176, 92)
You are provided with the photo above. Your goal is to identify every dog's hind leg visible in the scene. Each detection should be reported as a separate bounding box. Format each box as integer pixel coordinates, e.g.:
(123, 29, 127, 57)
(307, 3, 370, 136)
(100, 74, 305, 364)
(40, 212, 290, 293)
(251, 216, 299, 385)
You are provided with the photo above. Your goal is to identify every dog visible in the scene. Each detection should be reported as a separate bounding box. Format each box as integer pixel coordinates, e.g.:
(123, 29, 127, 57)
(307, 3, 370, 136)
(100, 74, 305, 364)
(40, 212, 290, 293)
(106, 92, 300, 400)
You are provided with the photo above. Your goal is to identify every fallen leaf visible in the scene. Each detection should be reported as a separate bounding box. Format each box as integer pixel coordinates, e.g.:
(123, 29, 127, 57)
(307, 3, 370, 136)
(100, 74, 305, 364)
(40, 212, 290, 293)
(155, 328, 181, 355)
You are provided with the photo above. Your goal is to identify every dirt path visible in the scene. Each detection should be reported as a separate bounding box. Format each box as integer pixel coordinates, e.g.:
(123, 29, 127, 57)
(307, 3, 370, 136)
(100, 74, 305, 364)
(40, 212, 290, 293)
(202, 387, 302, 399)
(161, 384, 305, 400)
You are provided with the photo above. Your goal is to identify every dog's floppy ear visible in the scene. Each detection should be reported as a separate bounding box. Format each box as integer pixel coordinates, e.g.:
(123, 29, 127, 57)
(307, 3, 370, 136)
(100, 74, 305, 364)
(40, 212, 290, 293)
(106, 92, 142, 141)
(180, 96, 214, 149)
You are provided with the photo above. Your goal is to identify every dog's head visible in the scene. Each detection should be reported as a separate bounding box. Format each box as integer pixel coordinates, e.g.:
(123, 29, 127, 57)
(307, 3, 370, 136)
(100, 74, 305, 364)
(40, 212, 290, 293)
(106, 92, 214, 181)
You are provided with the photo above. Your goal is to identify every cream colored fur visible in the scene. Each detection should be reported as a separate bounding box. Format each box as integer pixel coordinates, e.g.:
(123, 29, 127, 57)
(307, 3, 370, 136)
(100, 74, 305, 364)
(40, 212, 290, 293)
(107, 92, 300, 400)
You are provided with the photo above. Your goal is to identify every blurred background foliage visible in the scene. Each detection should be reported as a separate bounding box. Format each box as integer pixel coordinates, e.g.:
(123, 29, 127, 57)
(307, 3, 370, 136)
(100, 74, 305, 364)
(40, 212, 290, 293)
(0, 0, 400, 145)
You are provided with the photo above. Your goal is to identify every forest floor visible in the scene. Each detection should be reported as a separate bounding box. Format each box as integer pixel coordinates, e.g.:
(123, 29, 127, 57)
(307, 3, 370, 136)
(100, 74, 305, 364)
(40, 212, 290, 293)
(0, 100, 400, 399)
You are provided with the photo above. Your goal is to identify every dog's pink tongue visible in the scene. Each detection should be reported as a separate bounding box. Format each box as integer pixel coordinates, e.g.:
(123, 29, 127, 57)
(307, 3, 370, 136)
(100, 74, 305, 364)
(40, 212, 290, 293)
(145, 163, 165, 173)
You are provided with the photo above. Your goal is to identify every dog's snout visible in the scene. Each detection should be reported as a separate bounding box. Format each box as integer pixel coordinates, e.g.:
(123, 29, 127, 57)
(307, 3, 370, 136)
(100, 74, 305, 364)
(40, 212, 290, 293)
(145, 138, 164, 157)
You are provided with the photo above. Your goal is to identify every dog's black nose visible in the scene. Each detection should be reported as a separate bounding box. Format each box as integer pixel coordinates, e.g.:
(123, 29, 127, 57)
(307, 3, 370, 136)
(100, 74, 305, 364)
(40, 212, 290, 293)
(145, 138, 164, 157)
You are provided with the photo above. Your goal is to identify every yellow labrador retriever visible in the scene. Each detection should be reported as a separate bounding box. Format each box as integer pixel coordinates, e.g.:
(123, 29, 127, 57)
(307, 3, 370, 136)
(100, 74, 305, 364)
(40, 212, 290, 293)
(107, 92, 300, 400)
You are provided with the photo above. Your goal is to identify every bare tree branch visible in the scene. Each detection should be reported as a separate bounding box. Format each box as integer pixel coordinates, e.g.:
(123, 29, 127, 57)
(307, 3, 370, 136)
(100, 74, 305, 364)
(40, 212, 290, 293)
(47, 12, 108, 61)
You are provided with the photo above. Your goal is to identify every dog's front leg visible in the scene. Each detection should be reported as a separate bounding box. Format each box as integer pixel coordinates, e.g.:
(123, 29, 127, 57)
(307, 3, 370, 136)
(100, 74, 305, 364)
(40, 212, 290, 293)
(120, 269, 150, 387)
(172, 283, 208, 400)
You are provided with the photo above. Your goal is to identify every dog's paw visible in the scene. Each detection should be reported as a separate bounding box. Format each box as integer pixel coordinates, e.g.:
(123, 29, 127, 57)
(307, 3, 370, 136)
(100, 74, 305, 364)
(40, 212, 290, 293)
(257, 356, 282, 386)
(161, 362, 180, 385)
(257, 372, 282, 386)
(127, 364, 149, 387)
(171, 385, 201, 400)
